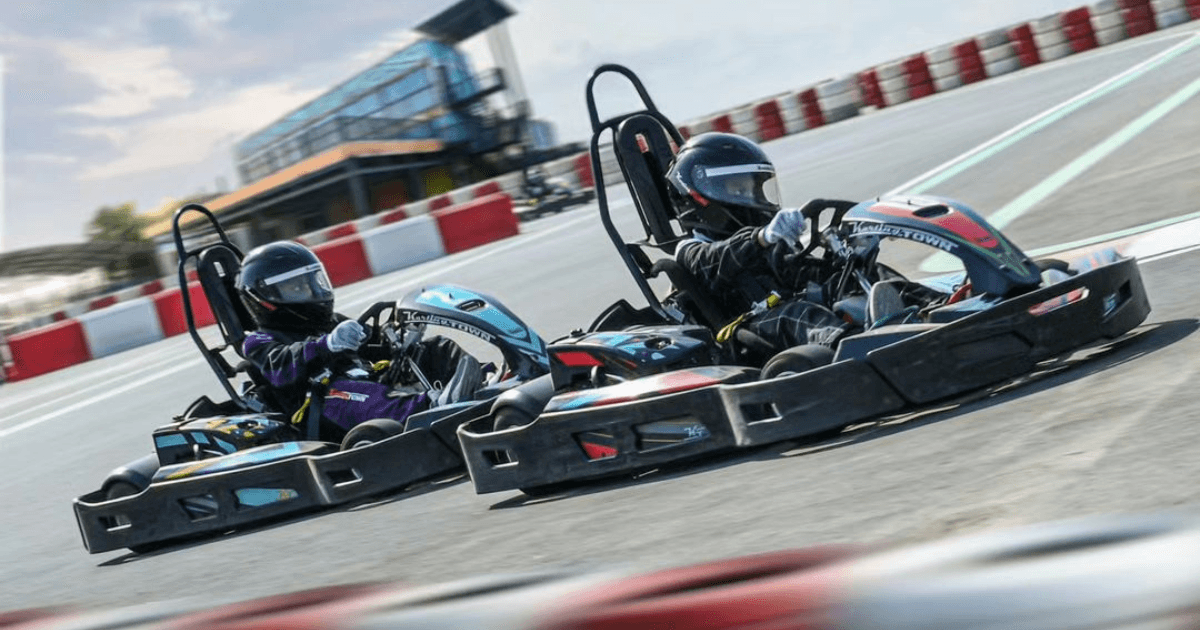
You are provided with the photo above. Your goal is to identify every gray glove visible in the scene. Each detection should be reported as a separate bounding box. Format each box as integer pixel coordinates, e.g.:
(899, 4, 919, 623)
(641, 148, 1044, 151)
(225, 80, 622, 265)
(326, 320, 367, 353)
(761, 207, 808, 246)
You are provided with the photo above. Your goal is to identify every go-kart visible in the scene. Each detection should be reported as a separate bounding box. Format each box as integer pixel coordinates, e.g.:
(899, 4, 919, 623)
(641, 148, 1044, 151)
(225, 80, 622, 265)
(72, 205, 552, 554)
(453, 64, 1152, 496)
(514, 166, 596, 221)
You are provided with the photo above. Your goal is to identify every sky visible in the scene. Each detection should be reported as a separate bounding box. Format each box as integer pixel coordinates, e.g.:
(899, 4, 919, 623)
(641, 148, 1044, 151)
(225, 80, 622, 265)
(0, 0, 1096, 250)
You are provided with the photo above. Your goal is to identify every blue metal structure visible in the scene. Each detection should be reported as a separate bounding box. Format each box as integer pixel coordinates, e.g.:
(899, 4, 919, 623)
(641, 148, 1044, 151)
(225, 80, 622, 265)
(235, 39, 505, 184)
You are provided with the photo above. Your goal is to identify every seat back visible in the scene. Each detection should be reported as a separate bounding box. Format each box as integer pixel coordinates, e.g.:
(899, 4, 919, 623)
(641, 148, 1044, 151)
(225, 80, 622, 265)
(613, 114, 685, 253)
(196, 244, 256, 355)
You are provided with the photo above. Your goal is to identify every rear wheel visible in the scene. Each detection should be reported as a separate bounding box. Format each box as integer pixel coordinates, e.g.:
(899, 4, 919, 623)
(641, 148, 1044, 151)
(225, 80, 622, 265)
(493, 407, 536, 432)
(762, 345, 835, 379)
(341, 418, 405, 450)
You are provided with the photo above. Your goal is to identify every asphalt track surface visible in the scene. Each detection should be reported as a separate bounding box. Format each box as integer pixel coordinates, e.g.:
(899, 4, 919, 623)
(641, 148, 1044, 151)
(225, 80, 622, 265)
(3, 24, 1200, 610)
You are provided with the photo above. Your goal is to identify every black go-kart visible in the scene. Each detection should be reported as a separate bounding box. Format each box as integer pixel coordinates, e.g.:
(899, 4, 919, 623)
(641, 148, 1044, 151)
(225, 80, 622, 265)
(453, 64, 1151, 496)
(72, 205, 552, 554)
(514, 166, 597, 221)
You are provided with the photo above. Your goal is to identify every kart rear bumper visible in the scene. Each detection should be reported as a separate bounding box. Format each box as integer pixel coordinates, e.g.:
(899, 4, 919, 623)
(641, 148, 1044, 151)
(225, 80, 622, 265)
(74, 429, 463, 554)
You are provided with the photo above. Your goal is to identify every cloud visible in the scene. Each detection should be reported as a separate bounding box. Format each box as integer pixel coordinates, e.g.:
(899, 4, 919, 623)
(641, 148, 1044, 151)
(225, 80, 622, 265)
(57, 43, 194, 118)
(77, 81, 324, 180)
(12, 153, 79, 166)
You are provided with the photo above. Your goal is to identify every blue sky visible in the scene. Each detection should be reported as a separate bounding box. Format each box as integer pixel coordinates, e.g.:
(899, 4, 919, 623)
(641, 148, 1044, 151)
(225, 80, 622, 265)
(1, 0, 1093, 249)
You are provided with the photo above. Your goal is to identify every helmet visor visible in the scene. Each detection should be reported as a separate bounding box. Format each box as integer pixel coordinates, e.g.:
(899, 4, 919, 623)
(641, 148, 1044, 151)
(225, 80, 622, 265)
(254, 262, 334, 304)
(693, 163, 781, 211)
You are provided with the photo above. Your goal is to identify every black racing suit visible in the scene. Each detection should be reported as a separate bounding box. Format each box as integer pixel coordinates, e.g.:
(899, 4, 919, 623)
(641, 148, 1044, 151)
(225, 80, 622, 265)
(242, 320, 468, 441)
(675, 226, 847, 353)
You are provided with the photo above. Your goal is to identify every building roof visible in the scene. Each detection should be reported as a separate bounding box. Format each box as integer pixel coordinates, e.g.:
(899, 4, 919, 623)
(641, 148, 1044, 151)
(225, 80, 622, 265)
(143, 139, 445, 240)
(415, 0, 514, 45)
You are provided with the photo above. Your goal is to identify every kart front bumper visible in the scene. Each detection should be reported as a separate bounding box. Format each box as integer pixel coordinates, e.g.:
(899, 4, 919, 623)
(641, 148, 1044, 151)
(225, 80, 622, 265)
(74, 428, 463, 554)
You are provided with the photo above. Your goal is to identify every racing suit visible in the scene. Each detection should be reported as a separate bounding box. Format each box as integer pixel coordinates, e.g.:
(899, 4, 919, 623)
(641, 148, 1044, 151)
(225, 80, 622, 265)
(242, 322, 469, 440)
(676, 226, 847, 353)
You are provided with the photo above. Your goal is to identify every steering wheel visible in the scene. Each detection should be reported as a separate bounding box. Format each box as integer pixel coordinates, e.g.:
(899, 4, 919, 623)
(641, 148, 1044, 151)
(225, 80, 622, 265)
(796, 198, 858, 258)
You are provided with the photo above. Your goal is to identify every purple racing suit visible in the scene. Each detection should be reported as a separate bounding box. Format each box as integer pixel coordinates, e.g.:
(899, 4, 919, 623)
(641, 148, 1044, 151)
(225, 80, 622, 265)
(242, 324, 466, 440)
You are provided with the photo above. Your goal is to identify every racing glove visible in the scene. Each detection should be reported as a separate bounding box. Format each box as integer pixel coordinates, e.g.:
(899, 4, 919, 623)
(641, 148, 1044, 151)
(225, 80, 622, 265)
(326, 320, 367, 353)
(760, 207, 808, 247)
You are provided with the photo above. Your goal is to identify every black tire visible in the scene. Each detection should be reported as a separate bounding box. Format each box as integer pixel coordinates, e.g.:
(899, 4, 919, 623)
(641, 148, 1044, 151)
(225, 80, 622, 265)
(104, 481, 167, 555)
(341, 418, 405, 450)
(492, 406, 536, 432)
(762, 345, 835, 379)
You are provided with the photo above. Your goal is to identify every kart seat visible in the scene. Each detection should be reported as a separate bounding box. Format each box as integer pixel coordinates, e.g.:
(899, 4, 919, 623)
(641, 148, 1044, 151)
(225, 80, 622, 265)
(608, 114, 737, 330)
(194, 244, 285, 412)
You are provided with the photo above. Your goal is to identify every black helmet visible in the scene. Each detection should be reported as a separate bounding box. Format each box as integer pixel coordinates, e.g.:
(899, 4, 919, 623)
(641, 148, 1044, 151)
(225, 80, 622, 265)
(665, 132, 782, 240)
(236, 241, 335, 334)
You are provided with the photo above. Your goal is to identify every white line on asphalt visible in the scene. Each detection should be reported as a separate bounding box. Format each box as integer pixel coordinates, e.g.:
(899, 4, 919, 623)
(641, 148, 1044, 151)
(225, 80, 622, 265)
(0, 358, 202, 443)
(0, 338, 195, 412)
(0, 351, 201, 426)
(988, 73, 1200, 229)
(888, 34, 1200, 196)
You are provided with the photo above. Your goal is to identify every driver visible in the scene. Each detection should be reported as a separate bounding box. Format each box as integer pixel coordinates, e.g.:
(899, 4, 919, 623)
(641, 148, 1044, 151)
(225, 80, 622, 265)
(235, 241, 481, 441)
(665, 132, 847, 357)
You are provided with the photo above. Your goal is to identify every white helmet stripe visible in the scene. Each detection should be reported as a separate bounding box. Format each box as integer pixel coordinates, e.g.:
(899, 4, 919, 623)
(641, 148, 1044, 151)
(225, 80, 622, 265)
(705, 164, 774, 177)
(262, 262, 324, 286)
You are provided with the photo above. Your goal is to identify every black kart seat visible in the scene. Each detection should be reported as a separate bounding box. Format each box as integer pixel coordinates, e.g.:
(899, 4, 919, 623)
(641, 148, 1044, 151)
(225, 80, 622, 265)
(613, 114, 685, 252)
(196, 245, 256, 356)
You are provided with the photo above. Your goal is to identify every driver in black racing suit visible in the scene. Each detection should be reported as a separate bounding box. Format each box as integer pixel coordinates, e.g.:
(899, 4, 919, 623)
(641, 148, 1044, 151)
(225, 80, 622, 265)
(235, 241, 481, 441)
(665, 133, 848, 357)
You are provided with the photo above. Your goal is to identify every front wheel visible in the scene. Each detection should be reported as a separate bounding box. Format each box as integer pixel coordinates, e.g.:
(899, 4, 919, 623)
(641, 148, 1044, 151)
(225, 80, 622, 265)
(104, 481, 169, 554)
(762, 345, 835, 379)
(341, 418, 405, 450)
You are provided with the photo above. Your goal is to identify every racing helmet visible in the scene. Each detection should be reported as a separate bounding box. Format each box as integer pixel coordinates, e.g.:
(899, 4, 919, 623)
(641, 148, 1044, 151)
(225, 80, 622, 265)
(665, 133, 782, 240)
(236, 241, 335, 334)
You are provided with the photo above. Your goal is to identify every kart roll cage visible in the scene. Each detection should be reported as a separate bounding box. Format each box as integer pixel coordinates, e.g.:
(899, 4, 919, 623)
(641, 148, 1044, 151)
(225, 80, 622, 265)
(171, 203, 274, 413)
(585, 64, 735, 331)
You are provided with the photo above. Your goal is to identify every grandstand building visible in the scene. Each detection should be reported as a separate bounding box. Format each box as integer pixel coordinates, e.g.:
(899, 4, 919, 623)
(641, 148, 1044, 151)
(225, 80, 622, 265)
(145, 0, 562, 262)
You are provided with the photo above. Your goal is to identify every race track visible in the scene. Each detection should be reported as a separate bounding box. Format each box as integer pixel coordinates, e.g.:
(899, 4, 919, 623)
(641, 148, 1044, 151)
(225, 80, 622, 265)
(2, 23, 1200, 610)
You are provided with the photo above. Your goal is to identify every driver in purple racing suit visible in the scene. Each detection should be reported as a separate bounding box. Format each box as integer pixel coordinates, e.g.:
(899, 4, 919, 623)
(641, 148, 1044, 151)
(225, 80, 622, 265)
(236, 241, 481, 442)
(665, 133, 848, 357)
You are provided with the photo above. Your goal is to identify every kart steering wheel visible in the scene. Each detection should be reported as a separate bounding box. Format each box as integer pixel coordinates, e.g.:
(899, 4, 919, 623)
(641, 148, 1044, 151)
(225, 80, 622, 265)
(797, 198, 858, 258)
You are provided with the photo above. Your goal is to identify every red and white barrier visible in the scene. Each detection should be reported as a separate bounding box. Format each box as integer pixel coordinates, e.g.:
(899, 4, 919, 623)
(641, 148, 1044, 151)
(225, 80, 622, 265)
(78, 298, 164, 359)
(1092, 0, 1130, 45)
(433, 193, 519, 254)
(1008, 23, 1043, 68)
(360, 214, 446, 276)
(4, 196, 521, 382)
(5, 320, 91, 381)
(1032, 13, 1073, 62)
(1064, 7, 1101, 53)
(815, 77, 861, 124)
(1153, 0, 1192, 26)
(976, 28, 1021, 78)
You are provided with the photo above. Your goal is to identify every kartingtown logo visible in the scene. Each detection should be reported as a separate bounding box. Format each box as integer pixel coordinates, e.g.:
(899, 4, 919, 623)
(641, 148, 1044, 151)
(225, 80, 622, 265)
(327, 389, 369, 402)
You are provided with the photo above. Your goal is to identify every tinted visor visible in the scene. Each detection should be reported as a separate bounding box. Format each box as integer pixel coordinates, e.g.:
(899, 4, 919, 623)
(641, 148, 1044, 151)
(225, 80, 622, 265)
(254, 262, 334, 304)
(693, 163, 781, 210)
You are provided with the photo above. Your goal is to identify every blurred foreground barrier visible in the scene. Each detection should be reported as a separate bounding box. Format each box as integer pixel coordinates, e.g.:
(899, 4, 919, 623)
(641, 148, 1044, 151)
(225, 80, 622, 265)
(8, 512, 1200, 628)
